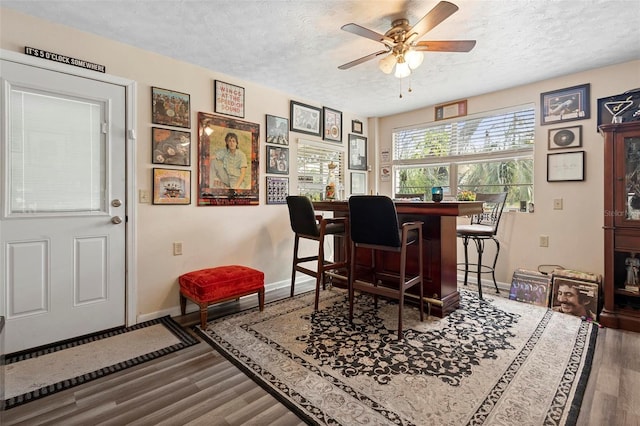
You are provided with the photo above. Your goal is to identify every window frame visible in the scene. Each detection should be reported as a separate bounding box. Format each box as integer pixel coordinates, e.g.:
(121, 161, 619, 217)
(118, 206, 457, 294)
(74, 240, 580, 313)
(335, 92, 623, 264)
(391, 104, 535, 206)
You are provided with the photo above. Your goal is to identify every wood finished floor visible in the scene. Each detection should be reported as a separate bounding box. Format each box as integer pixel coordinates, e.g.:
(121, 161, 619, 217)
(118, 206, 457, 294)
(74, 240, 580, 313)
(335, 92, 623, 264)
(2, 283, 639, 425)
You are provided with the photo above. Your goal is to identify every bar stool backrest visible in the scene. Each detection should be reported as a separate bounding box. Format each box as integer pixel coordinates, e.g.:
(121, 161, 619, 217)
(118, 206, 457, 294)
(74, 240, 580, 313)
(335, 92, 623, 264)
(348, 195, 401, 248)
(471, 192, 508, 235)
(286, 196, 320, 238)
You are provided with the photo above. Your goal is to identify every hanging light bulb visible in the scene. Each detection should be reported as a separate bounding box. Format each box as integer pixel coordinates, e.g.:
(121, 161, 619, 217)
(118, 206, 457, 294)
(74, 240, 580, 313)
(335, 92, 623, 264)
(405, 49, 424, 70)
(378, 53, 397, 74)
(394, 56, 411, 79)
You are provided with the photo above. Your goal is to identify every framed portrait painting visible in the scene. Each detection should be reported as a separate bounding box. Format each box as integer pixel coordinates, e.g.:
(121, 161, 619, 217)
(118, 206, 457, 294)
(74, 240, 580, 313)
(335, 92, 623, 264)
(540, 83, 590, 125)
(152, 127, 191, 166)
(290, 100, 321, 136)
(197, 112, 259, 206)
(323, 107, 342, 143)
(152, 168, 191, 205)
(151, 87, 190, 128)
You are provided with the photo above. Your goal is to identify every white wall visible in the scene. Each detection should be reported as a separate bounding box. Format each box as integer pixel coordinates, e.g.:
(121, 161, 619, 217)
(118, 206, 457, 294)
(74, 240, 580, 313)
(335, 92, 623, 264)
(369, 60, 640, 284)
(2, 8, 639, 319)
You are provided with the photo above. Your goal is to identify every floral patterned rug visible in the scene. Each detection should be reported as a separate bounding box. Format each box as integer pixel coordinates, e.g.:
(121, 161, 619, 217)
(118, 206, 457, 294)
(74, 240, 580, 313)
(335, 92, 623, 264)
(198, 288, 597, 425)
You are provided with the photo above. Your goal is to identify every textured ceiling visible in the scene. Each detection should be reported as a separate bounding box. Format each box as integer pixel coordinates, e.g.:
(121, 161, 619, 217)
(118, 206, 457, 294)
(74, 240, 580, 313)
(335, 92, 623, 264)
(2, 0, 639, 117)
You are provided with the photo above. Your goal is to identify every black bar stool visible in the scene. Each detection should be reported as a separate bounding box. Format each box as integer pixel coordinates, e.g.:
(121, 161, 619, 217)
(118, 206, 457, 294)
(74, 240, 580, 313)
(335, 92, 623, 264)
(286, 196, 349, 310)
(348, 195, 424, 339)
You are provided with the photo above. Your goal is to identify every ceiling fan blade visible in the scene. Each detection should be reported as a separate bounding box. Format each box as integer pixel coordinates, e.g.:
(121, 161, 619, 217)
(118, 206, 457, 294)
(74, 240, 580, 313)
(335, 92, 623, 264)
(341, 23, 394, 45)
(407, 1, 459, 42)
(412, 40, 476, 52)
(338, 50, 389, 70)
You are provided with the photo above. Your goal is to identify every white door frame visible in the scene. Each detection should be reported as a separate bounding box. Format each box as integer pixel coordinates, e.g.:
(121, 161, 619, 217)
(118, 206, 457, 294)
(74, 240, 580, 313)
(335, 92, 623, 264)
(0, 49, 138, 327)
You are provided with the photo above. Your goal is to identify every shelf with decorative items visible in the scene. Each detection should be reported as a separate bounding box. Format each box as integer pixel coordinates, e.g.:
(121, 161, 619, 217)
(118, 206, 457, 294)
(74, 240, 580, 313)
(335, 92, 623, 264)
(600, 121, 640, 331)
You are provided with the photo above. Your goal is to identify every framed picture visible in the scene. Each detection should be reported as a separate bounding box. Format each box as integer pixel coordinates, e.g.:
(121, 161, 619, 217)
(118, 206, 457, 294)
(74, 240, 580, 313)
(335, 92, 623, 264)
(540, 83, 590, 125)
(348, 134, 367, 170)
(266, 145, 289, 174)
(152, 87, 190, 128)
(351, 119, 363, 134)
(547, 151, 585, 182)
(266, 176, 289, 204)
(597, 89, 640, 129)
(323, 107, 342, 143)
(435, 99, 467, 121)
(290, 100, 321, 136)
(350, 172, 366, 195)
(548, 125, 582, 150)
(509, 269, 552, 308)
(152, 168, 191, 205)
(152, 127, 191, 166)
(197, 112, 259, 206)
(266, 114, 289, 145)
(551, 276, 599, 320)
(214, 80, 245, 118)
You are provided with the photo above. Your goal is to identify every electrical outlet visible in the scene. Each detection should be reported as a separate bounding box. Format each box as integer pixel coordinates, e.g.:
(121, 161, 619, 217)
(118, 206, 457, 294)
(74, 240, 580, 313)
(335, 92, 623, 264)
(539, 235, 549, 247)
(139, 189, 150, 203)
(173, 242, 183, 256)
(553, 198, 563, 210)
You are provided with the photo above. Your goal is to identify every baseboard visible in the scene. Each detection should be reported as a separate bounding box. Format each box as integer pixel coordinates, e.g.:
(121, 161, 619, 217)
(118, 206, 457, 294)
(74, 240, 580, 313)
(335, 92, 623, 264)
(138, 274, 503, 324)
(136, 276, 312, 323)
(456, 273, 511, 294)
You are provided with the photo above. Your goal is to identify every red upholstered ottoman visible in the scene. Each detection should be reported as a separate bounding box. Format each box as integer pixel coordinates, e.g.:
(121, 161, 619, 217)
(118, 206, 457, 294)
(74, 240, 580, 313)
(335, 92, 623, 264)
(179, 265, 265, 328)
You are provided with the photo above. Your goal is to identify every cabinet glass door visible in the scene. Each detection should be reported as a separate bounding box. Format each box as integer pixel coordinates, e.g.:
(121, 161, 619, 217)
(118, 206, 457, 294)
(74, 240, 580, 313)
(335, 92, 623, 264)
(625, 136, 640, 221)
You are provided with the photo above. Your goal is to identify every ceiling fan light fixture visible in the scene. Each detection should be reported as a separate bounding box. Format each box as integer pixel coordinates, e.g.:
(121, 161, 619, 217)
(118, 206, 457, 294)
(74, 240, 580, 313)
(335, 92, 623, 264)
(394, 57, 411, 79)
(405, 49, 424, 70)
(378, 53, 396, 74)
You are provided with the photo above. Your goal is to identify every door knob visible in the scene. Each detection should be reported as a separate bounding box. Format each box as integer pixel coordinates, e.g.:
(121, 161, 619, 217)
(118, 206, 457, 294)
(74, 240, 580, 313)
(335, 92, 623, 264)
(111, 199, 122, 207)
(111, 216, 123, 224)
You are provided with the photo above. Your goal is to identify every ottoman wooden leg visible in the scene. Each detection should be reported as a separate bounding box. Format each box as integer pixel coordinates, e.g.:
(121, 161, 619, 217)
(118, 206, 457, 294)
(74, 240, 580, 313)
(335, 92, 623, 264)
(258, 289, 265, 311)
(199, 303, 208, 329)
(180, 293, 187, 315)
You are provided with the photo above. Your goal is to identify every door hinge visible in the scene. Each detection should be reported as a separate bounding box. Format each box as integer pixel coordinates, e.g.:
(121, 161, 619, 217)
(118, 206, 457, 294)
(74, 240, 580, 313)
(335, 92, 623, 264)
(101, 122, 108, 134)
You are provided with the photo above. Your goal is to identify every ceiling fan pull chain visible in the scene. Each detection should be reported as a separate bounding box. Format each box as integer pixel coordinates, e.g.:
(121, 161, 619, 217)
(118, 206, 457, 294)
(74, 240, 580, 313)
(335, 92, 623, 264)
(399, 79, 403, 98)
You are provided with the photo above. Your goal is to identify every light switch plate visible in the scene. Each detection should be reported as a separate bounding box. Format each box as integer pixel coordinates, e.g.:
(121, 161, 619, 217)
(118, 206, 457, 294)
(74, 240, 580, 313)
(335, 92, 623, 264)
(139, 189, 150, 203)
(553, 198, 563, 210)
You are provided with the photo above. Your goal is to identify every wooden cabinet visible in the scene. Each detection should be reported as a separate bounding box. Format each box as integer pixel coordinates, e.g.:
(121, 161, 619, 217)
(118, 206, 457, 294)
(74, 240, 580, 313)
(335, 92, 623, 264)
(600, 121, 640, 331)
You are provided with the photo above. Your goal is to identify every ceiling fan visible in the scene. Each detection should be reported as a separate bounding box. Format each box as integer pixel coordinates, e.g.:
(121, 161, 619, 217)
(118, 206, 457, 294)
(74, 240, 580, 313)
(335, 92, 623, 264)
(338, 1, 476, 78)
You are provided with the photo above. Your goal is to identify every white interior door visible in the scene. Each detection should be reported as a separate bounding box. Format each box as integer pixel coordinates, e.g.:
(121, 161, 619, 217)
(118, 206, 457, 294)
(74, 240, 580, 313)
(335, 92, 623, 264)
(1, 59, 127, 353)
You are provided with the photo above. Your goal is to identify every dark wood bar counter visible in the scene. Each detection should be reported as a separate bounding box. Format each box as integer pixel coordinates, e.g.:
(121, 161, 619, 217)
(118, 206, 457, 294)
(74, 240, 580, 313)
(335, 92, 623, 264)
(313, 200, 483, 318)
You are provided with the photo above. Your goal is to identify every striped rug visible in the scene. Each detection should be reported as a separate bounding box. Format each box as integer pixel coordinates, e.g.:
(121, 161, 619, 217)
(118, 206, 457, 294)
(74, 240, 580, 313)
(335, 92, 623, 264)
(3, 315, 197, 409)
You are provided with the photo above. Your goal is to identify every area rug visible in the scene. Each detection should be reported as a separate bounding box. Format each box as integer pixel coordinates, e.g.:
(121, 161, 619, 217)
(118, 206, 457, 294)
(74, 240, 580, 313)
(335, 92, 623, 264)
(3, 315, 197, 409)
(198, 288, 597, 426)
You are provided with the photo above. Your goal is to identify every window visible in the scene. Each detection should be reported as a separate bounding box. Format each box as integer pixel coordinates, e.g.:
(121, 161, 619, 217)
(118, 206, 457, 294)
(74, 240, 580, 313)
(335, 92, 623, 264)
(392, 104, 535, 207)
(296, 141, 344, 201)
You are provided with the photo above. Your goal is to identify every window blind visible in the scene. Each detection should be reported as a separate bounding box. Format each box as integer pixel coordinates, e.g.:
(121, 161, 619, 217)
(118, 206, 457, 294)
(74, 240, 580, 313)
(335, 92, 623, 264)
(394, 105, 535, 163)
